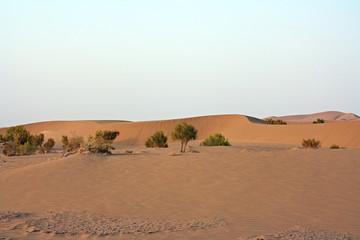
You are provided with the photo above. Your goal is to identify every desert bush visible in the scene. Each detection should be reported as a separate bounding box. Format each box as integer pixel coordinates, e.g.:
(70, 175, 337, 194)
(145, 131, 168, 148)
(5, 126, 31, 146)
(313, 118, 325, 124)
(18, 142, 35, 155)
(2, 126, 37, 156)
(329, 144, 340, 149)
(2, 143, 16, 156)
(302, 138, 321, 149)
(30, 134, 44, 147)
(44, 138, 55, 152)
(61, 135, 69, 149)
(265, 118, 287, 125)
(201, 133, 231, 146)
(61, 135, 84, 151)
(30, 134, 45, 154)
(69, 136, 84, 150)
(87, 130, 119, 154)
(171, 123, 197, 153)
(1, 126, 56, 156)
(0, 134, 4, 143)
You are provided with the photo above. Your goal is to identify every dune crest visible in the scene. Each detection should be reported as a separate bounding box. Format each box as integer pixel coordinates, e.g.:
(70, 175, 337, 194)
(1, 113, 360, 148)
(267, 111, 360, 123)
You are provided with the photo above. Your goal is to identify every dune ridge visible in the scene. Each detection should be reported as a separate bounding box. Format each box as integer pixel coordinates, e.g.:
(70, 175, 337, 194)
(267, 111, 360, 123)
(1, 114, 360, 148)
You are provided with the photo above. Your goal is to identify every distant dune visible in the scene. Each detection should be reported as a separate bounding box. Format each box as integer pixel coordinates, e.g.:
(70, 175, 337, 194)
(1, 113, 360, 148)
(267, 111, 360, 123)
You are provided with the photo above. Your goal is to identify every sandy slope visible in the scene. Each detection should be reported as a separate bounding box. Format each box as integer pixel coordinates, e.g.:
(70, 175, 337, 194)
(267, 111, 360, 123)
(1, 146, 359, 239)
(1, 114, 360, 148)
(1, 114, 360, 239)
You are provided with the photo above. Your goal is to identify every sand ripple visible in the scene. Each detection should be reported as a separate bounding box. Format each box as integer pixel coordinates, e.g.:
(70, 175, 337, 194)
(0, 211, 27, 223)
(23, 211, 226, 235)
(248, 226, 355, 240)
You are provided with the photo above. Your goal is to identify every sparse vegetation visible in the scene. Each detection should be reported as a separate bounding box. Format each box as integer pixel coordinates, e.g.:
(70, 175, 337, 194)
(1, 126, 55, 156)
(145, 131, 168, 148)
(330, 144, 340, 149)
(61, 135, 84, 151)
(31, 134, 45, 153)
(201, 133, 231, 146)
(5, 126, 31, 146)
(87, 130, 119, 154)
(265, 118, 287, 125)
(2, 142, 17, 157)
(171, 123, 197, 153)
(18, 142, 35, 155)
(313, 118, 325, 124)
(44, 138, 55, 152)
(302, 138, 321, 149)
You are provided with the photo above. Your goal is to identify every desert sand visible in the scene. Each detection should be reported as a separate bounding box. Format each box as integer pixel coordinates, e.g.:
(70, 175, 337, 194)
(1, 113, 360, 239)
(267, 111, 360, 123)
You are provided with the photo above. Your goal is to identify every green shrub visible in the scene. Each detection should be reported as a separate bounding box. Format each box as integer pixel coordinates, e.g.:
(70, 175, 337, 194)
(18, 142, 35, 155)
(2, 126, 38, 156)
(5, 126, 31, 146)
(44, 138, 55, 152)
(145, 131, 168, 148)
(0, 134, 4, 143)
(302, 138, 321, 149)
(201, 133, 231, 146)
(330, 144, 340, 149)
(1, 126, 58, 156)
(87, 130, 119, 154)
(171, 123, 197, 153)
(30, 134, 45, 153)
(265, 118, 287, 125)
(313, 118, 325, 124)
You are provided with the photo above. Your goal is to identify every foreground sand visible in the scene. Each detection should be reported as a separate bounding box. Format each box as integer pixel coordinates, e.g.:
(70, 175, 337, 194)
(1, 143, 359, 239)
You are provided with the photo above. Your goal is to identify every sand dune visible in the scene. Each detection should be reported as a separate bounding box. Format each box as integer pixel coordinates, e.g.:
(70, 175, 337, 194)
(267, 111, 360, 123)
(1, 114, 360, 148)
(1, 146, 359, 239)
(1, 114, 360, 239)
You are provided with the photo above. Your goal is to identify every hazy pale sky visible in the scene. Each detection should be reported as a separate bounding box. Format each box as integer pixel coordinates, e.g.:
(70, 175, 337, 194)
(1, 0, 359, 127)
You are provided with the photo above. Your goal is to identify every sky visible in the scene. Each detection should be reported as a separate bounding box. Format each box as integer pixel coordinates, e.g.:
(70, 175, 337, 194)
(1, 0, 360, 127)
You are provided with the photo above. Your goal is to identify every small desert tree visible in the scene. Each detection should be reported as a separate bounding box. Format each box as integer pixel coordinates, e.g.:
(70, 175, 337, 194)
(87, 130, 119, 154)
(0, 134, 4, 144)
(171, 123, 197, 153)
(44, 138, 55, 152)
(145, 131, 168, 148)
(201, 133, 231, 146)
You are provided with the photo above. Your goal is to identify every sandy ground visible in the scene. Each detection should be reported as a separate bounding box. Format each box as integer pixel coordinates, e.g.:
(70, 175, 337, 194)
(1, 142, 359, 239)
